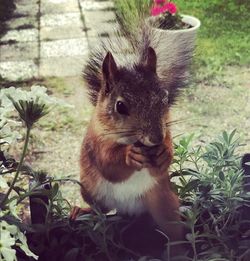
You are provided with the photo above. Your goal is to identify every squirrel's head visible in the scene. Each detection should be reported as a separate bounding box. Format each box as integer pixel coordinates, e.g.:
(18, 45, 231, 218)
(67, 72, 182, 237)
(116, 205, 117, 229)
(95, 47, 170, 146)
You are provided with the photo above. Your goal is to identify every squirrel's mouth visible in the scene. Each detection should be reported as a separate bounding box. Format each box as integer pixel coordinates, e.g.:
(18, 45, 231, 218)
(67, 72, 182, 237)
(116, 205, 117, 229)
(116, 134, 163, 147)
(137, 136, 162, 147)
(116, 135, 138, 145)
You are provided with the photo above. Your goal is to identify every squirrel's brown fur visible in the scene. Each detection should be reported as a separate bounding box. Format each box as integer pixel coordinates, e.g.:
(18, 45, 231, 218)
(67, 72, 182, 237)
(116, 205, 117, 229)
(77, 25, 194, 247)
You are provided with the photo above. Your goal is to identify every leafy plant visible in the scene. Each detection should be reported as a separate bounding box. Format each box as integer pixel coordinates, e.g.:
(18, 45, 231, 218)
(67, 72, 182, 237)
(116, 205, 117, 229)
(170, 130, 250, 260)
(113, 0, 151, 34)
(1, 87, 249, 261)
(150, 0, 187, 30)
(0, 86, 73, 260)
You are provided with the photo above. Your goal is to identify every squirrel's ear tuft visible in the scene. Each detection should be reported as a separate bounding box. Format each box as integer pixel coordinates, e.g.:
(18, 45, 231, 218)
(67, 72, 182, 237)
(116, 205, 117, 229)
(102, 52, 118, 82)
(146, 47, 157, 73)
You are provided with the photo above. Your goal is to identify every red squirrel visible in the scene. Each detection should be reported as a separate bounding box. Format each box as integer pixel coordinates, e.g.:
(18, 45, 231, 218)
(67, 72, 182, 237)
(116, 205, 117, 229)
(72, 26, 193, 245)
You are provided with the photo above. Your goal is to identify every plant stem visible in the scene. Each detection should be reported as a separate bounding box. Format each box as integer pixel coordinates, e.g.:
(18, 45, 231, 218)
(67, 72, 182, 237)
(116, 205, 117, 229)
(0, 127, 31, 209)
(191, 225, 197, 261)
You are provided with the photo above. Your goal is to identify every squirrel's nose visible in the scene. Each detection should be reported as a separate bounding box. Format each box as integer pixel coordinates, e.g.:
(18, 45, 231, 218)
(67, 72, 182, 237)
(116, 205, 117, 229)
(140, 134, 163, 147)
(149, 133, 164, 145)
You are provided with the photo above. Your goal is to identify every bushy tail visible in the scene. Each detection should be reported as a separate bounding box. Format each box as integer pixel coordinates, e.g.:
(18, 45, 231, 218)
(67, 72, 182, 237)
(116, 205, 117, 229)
(83, 21, 195, 106)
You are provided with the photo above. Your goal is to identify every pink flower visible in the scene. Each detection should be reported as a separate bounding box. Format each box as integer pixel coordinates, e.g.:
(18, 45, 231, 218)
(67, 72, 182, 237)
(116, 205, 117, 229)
(166, 2, 177, 14)
(161, 3, 169, 13)
(151, 1, 178, 16)
(151, 6, 163, 16)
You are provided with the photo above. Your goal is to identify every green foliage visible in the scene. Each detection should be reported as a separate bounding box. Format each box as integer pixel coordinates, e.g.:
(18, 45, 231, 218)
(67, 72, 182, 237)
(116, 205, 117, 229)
(171, 130, 250, 260)
(0, 86, 72, 145)
(1, 87, 250, 260)
(174, 0, 250, 81)
(22, 209, 141, 261)
(0, 86, 73, 260)
(0, 220, 38, 261)
(113, 0, 151, 34)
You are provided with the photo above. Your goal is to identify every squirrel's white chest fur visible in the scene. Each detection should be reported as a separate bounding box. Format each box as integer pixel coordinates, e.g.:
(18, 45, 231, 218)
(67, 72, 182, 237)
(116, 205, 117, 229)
(94, 169, 157, 215)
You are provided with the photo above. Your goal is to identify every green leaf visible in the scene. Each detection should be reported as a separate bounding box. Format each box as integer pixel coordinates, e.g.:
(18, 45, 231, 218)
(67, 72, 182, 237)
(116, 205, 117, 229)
(93, 222, 102, 231)
(229, 129, 237, 143)
(180, 179, 200, 195)
(222, 130, 229, 144)
(218, 171, 225, 181)
(18, 232, 38, 259)
(51, 183, 59, 199)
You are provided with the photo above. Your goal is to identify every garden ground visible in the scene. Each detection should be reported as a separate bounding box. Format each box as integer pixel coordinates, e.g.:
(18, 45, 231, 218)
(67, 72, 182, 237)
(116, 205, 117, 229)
(1, 0, 250, 204)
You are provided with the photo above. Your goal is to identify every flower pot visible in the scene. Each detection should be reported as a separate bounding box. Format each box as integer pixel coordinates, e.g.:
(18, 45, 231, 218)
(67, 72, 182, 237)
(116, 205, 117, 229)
(147, 14, 201, 53)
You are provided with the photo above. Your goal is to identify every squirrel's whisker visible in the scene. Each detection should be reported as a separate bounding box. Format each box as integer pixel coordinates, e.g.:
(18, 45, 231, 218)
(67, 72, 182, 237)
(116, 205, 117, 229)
(165, 121, 185, 127)
(165, 118, 198, 126)
(103, 127, 136, 132)
(102, 133, 137, 137)
(101, 130, 137, 137)
(103, 130, 136, 134)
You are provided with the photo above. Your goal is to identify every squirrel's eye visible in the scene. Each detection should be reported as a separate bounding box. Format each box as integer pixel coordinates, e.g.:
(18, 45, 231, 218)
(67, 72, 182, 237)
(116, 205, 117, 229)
(116, 101, 129, 115)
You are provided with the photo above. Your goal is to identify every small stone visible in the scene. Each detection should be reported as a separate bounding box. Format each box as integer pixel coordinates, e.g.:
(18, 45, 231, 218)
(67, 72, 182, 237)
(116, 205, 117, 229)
(40, 38, 88, 58)
(0, 60, 38, 81)
(1, 29, 38, 42)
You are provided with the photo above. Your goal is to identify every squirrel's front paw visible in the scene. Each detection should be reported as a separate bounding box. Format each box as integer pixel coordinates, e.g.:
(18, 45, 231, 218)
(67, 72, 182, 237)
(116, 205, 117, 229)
(125, 145, 152, 171)
(69, 206, 92, 220)
(153, 144, 172, 173)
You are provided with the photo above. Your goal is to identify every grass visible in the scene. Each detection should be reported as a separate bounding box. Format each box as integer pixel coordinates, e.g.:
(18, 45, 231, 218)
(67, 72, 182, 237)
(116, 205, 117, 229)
(175, 0, 250, 82)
